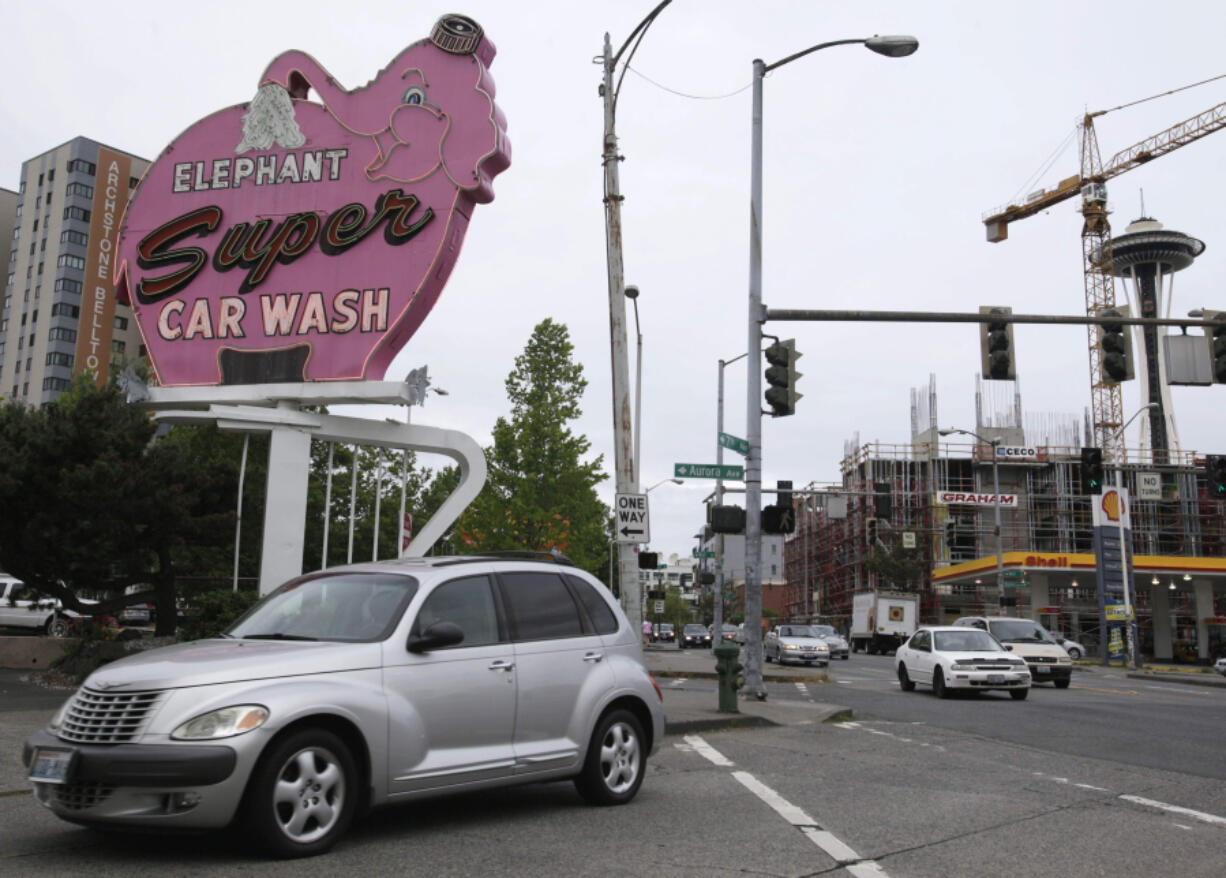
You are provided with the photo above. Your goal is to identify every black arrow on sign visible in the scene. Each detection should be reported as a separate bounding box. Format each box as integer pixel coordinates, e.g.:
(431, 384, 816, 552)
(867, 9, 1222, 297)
(620, 526, 644, 537)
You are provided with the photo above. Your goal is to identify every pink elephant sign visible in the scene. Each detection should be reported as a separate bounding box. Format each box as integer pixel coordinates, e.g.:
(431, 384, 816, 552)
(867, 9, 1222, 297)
(116, 14, 510, 386)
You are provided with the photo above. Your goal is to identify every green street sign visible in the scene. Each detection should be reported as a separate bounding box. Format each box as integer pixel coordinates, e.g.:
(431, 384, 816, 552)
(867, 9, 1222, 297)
(718, 432, 750, 456)
(675, 462, 744, 480)
(693, 550, 715, 558)
(1001, 570, 1027, 579)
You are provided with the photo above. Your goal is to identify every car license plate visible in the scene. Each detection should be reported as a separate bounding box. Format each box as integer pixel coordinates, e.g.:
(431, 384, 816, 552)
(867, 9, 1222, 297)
(802, 653, 815, 660)
(1034, 666, 1050, 674)
(987, 674, 1004, 684)
(28, 748, 74, 784)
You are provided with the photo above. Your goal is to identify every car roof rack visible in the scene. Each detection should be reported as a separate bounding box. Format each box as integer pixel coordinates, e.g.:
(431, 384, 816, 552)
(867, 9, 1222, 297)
(431, 550, 577, 568)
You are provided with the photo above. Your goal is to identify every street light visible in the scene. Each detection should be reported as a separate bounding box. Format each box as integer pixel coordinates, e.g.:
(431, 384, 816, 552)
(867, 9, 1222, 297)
(626, 285, 643, 486)
(1107, 402, 1158, 668)
(744, 34, 918, 699)
(645, 477, 683, 493)
(939, 428, 1005, 613)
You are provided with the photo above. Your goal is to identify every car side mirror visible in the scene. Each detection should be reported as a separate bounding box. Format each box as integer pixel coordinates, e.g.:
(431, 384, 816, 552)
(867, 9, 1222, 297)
(1004, 644, 1014, 651)
(408, 621, 465, 653)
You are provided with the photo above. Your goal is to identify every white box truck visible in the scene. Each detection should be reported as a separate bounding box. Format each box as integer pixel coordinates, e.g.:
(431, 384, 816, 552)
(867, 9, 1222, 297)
(851, 590, 918, 655)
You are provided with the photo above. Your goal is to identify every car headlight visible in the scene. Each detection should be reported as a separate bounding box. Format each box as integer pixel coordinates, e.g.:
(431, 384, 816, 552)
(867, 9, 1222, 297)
(171, 705, 269, 740)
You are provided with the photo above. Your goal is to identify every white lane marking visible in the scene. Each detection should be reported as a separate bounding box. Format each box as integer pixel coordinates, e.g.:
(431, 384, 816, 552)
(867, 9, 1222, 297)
(1140, 684, 1211, 696)
(1120, 795, 1226, 827)
(669, 678, 687, 687)
(733, 770, 890, 875)
(1075, 783, 1110, 792)
(733, 770, 816, 825)
(681, 735, 734, 766)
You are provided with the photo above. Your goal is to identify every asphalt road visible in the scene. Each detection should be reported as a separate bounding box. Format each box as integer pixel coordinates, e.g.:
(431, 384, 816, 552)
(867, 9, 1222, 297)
(3, 656, 1224, 876)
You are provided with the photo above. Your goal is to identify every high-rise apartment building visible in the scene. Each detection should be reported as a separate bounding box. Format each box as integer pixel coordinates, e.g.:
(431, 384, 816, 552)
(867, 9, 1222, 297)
(0, 137, 149, 406)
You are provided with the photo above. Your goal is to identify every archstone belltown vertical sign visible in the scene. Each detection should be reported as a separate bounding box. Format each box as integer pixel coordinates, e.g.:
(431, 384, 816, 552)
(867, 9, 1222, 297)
(115, 14, 511, 386)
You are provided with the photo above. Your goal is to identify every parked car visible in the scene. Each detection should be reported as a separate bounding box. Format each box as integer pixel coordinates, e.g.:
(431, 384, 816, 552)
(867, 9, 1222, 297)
(0, 578, 92, 637)
(1047, 630, 1087, 660)
(953, 616, 1073, 688)
(680, 623, 712, 648)
(811, 624, 850, 660)
(24, 555, 665, 857)
(764, 625, 831, 666)
(654, 622, 675, 643)
(711, 623, 738, 643)
(118, 603, 152, 626)
(896, 627, 1031, 699)
(1213, 656, 1226, 676)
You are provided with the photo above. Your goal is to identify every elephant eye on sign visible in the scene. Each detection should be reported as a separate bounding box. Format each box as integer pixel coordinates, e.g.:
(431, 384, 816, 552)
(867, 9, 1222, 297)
(402, 86, 427, 106)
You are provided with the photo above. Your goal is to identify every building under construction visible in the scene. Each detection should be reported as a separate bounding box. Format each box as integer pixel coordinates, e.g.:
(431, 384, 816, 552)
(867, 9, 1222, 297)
(783, 377, 1226, 663)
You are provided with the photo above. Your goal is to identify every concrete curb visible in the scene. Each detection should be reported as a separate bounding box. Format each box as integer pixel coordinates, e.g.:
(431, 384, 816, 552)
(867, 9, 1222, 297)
(1125, 671, 1226, 689)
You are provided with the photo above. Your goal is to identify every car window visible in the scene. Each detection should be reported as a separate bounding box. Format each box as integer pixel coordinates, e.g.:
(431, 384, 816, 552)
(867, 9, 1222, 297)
(499, 571, 584, 641)
(934, 630, 1003, 652)
(413, 575, 501, 647)
(683, 624, 706, 634)
(988, 620, 1051, 642)
(812, 625, 836, 637)
(228, 572, 418, 642)
(910, 630, 931, 651)
(565, 575, 619, 635)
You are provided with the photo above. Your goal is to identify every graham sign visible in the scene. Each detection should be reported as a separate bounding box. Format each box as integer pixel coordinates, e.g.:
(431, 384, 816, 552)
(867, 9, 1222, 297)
(937, 491, 1018, 507)
(116, 14, 510, 386)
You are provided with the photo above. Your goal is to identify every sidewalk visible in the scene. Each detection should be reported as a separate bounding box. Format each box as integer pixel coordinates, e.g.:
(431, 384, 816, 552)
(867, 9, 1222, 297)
(642, 646, 854, 735)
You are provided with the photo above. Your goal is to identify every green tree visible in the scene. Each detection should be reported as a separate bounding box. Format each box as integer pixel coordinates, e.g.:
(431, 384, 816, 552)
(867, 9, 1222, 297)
(458, 319, 609, 575)
(0, 375, 235, 634)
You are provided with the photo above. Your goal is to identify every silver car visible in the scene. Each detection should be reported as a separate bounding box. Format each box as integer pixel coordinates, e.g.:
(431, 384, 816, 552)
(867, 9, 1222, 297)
(23, 556, 664, 857)
(764, 625, 831, 666)
(810, 624, 849, 660)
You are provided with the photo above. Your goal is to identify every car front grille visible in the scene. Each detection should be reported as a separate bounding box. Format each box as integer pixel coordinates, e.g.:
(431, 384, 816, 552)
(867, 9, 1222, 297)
(46, 782, 116, 810)
(59, 688, 162, 744)
(1030, 656, 1060, 664)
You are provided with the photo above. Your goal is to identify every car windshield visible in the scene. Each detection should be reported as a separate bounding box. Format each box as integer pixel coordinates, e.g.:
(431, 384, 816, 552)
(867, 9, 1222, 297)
(811, 625, 838, 637)
(683, 625, 707, 634)
(228, 572, 419, 643)
(778, 626, 818, 638)
(987, 620, 1053, 643)
(933, 630, 1005, 652)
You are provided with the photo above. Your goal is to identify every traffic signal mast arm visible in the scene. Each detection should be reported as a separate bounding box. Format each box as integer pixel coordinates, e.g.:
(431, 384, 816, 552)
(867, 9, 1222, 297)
(982, 99, 1226, 239)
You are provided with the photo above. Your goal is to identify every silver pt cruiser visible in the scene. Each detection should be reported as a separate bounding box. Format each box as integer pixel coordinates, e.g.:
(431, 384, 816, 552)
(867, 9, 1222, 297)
(23, 554, 665, 857)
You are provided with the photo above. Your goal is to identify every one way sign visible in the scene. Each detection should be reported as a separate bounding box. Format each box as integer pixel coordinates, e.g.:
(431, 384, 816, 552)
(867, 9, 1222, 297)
(614, 493, 651, 544)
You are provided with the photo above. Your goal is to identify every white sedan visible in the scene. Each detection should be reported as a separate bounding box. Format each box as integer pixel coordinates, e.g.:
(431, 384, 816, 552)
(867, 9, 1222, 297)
(896, 626, 1031, 700)
(764, 625, 830, 666)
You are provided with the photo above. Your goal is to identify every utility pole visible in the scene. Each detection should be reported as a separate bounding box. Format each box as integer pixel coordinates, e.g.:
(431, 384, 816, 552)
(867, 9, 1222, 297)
(600, 33, 640, 627)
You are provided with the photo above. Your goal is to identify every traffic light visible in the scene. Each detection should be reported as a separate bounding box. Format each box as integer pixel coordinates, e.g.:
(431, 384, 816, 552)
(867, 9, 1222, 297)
(764, 339, 802, 417)
(1206, 455, 1226, 498)
(638, 551, 658, 570)
(1080, 447, 1105, 494)
(1098, 306, 1135, 383)
(874, 492, 892, 520)
(776, 480, 793, 508)
(762, 504, 795, 534)
(1209, 312, 1226, 384)
(865, 517, 879, 547)
(979, 306, 1016, 380)
(700, 572, 716, 585)
(709, 505, 746, 534)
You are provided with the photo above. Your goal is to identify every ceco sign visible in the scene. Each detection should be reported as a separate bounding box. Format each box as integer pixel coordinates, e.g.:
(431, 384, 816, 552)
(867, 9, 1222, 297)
(993, 445, 1046, 462)
(116, 14, 510, 386)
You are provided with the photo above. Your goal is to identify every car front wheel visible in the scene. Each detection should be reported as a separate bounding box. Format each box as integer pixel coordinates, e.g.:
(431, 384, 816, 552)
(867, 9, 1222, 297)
(1067, 648, 1082, 660)
(574, 709, 645, 806)
(933, 667, 950, 699)
(1010, 688, 1029, 700)
(897, 664, 915, 691)
(243, 728, 357, 858)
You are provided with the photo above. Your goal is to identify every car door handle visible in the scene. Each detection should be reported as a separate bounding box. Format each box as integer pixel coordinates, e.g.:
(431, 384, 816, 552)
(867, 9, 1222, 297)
(488, 660, 515, 672)
(583, 651, 603, 663)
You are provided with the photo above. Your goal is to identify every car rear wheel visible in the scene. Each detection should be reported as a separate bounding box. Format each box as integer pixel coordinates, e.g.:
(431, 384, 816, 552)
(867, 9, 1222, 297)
(1010, 688, 1029, 700)
(574, 709, 645, 806)
(897, 664, 915, 691)
(243, 728, 357, 858)
(45, 616, 70, 638)
(932, 667, 950, 699)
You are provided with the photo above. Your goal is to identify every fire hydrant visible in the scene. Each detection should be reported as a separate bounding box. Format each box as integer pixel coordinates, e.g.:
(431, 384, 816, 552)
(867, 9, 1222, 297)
(713, 642, 744, 713)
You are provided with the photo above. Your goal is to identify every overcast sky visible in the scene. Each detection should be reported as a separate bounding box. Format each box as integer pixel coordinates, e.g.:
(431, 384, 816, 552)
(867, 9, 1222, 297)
(5, 1, 1225, 562)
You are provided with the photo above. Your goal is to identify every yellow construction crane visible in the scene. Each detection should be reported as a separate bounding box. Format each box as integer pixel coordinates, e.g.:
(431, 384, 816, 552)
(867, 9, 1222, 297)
(982, 95, 1226, 456)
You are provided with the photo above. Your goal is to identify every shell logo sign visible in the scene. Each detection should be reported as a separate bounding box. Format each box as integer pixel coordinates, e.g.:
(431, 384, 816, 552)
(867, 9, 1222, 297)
(1101, 490, 1122, 522)
(116, 14, 510, 386)
(1092, 488, 1131, 529)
